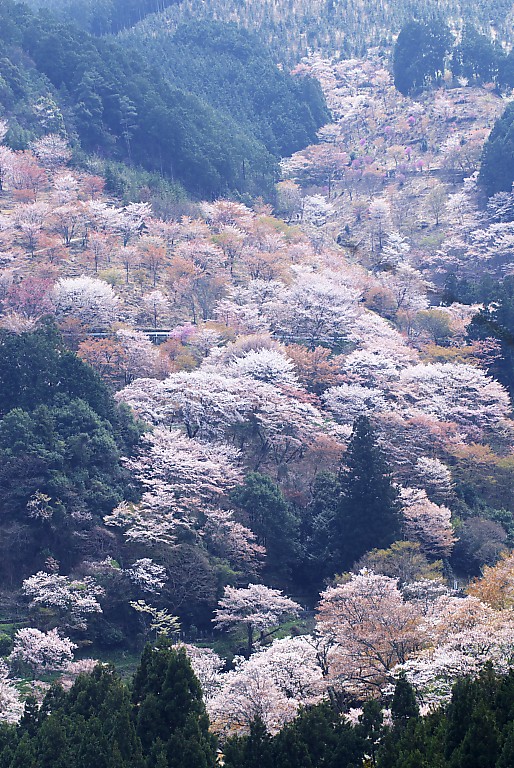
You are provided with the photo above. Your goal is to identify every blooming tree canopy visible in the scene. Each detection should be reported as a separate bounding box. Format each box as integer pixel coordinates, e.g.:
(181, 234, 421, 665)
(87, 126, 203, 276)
(213, 584, 302, 656)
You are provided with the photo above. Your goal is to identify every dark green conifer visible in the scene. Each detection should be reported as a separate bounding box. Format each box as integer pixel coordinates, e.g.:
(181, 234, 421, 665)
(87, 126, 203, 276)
(336, 416, 401, 569)
(445, 678, 477, 758)
(132, 640, 217, 768)
(391, 672, 419, 729)
(450, 702, 499, 768)
(497, 720, 514, 768)
(9, 733, 36, 768)
(359, 699, 384, 767)
(18, 695, 39, 738)
(393, 19, 452, 95)
(231, 472, 299, 578)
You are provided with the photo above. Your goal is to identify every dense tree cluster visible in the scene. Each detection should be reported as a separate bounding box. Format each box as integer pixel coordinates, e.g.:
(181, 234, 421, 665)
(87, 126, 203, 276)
(479, 103, 514, 197)
(0, 1, 327, 200)
(393, 19, 452, 96)
(378, 666, 514, 768)
(394, 19, 514, 96)
(130, 0, 514, 66)
(0, 324, 141, 582)
(0, 5, 514, 747)
(222, 667, 514, 768)
(26, 0, 181, 35)
(0, 642, 217, 768)
(2, 641, 514, 768)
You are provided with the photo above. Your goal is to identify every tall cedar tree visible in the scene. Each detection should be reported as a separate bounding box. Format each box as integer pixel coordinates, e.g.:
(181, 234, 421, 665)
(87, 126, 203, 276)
(391, 672, 419, 728)
(336, 416, 401, 570)
(132, 640, 217, 768)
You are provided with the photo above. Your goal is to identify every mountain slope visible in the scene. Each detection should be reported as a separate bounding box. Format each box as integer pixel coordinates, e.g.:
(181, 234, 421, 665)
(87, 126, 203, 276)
(0, 1, 328, 200)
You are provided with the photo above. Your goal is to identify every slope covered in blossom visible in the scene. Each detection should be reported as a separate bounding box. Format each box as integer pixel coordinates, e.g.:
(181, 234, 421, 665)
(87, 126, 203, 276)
(1, 22, 514, 744)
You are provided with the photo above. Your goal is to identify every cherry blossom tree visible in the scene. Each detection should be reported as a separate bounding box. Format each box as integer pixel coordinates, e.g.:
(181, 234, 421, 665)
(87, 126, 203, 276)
(52, 204, 87, 248)
(125, 427, 242, 511)
(9, 152, 47, 201)
(395, 607, 514, 707)
(117, 202, 152, 246)
(81, 175, 106, 200)
(12, 202, 49, 255)
(51, 173, 80, 205)
(118, 369, 341, 470)
(282, 144, 348, 198)
(302, 194, 335, 227)
(203, 509, 265, 576)
(413, 457, 454, 503)
(371, 230, 410, 272)
(59, 658, 99, 691)
(115, 328, 162, 383)
(398, 362, 511, 435)
(142, 290, 168, 328)
(270, 266, 361, 348)
(177, 643, 224, 701)
(378, 265, 430, 313)
(228, 347, 299, 387)
(316, 571, 424, 697)
(213, 584, 302, 656)
(105, 428, 242, 547)
(399, 487, 455, 558)
(4, 275, 53, 319)
(208, 636, 323, 735)
(0, 662, 23, 724)
(125, 559, 168, 594)
(10, 628, 76, 675)
(347, 311, 416, 363)
(0, 146, 16, 192)
(22, 571, 104, 631)
(209, 656, 296, 736)
(105, 500, 180, 547)
(323, 383, 388, 425)
(29, 134, 71, 170)
(342, 349, 402, 388)
(368, 199, 391, 252)
(52, 275, 119, 329)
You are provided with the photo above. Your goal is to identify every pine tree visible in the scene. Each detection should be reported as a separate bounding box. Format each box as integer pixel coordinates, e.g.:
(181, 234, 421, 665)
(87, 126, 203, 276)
(35, 715, 73, 768)
(9, 733, 36, 768)
(132, 640, 217, 768)
(239, 718, 274, 768)
(302, 470, 342, 584)
(391, 673, 419, 728)
(393, 19, 452, 95)
(497, 721, 514, 768)
(336, 416, 401, 569)
(445, 678, 477, 759)
(18, 695, 39, 738)
(358, 699, 383, 767)
(450, 703, 499, 768)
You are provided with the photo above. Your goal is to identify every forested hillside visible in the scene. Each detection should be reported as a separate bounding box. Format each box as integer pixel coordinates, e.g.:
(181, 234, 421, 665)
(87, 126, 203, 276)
(126, 0, 514, 64)
(2, 0, 514, 761)
(25, 0, 181, 34)
(0, 1, 327, 200)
